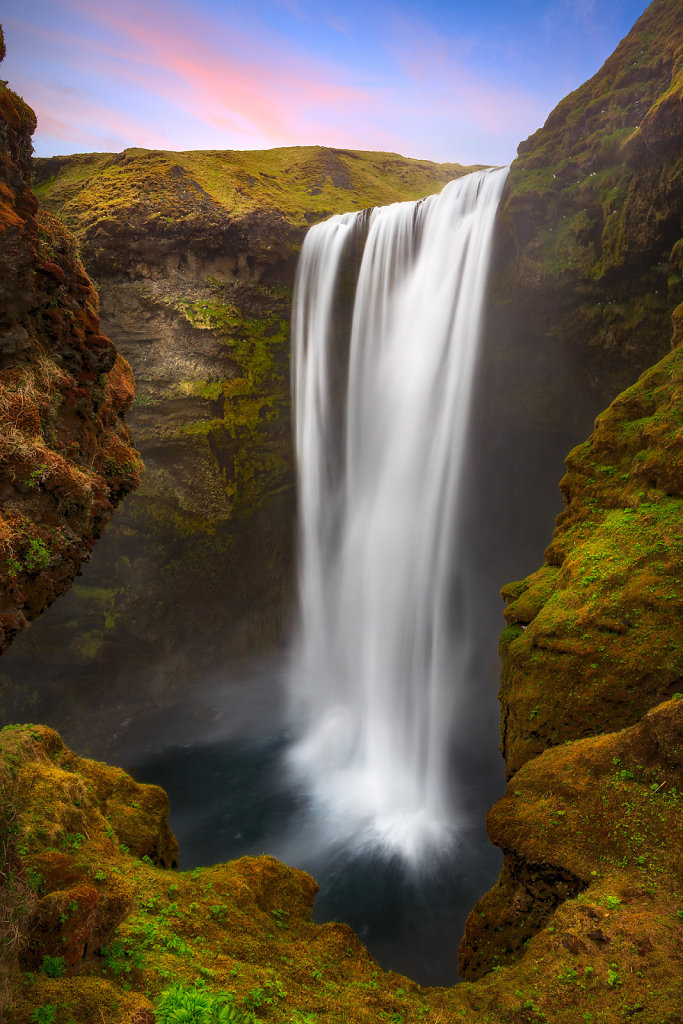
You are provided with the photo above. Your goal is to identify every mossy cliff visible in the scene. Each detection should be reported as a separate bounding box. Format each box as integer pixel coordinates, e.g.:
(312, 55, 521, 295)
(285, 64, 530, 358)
(459, 317, 682, 990)
(0, 148, 476, 745)
(0, 29, 140, 652)
(454, 0, 683, 1006)
(483, 0, 682, 435)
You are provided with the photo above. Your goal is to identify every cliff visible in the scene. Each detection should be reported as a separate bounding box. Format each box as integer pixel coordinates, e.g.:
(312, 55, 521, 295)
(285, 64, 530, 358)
(459, 332, 683, 1000)
(482, 0, 682, 435)
(0, 29, 140, 652)
(456, 0, 683, 1003)
(0, 146, 477, 750)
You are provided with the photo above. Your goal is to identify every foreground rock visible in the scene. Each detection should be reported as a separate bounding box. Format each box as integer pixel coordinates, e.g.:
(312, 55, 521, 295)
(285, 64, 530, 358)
(0, 29, 140, 652)
(3, 707, 680, 1022)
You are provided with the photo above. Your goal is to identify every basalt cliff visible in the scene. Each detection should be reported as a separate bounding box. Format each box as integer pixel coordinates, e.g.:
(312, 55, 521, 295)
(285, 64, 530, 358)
(1, 0, 682, 1022)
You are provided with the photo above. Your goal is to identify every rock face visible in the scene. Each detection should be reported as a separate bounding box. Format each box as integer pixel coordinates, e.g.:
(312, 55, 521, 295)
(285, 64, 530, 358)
(482, 0, 682, 435)
(0, 146, 476, 748)
(0, 29, 140, 652)
(457, 0, 683, 1008)
(459, 335, 683, 994)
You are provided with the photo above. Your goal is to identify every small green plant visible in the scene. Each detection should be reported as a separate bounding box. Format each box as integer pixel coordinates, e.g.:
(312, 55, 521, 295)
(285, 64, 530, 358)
(26, 866, 44, 892)
(100, 937, 144, 976)
(7, 555, 22, 578)
(40, 954, 66, 978)
(59, 899, 78, 924)
(23, 465, 46, 489)
(31, 1007, 57, 1024)
(155, 983, 252, 1023)
(607, 964, 621, 987)
(23, 538, 50, 572)
(57, 831, 85, 852)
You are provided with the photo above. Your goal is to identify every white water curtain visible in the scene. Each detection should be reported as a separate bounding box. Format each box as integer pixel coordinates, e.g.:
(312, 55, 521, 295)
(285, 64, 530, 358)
(290, 166, 509, 860)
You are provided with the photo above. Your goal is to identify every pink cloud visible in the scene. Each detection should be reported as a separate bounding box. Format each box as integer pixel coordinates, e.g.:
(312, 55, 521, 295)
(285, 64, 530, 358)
(22, 77, 176, 152)
(6, 0, 546, 162)
(56, 0, 389, 147)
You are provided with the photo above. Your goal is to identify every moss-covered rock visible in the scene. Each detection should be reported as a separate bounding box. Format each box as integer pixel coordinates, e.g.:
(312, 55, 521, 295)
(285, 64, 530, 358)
(499, 339, 682, 778)
(458, 307, 683, 996)
(483, 0, 683, 436)
(459, 698, 682, 1006)
(3, 716, 680, 1024)
(0, 32, 140, 652)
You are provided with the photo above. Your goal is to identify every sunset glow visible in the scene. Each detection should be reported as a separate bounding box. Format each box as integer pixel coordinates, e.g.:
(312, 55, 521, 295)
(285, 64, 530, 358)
(3, 0, 648, 164)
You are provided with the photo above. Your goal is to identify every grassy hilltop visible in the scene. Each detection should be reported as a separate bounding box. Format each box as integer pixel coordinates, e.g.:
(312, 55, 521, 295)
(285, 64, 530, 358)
(33, 145, 478, 231)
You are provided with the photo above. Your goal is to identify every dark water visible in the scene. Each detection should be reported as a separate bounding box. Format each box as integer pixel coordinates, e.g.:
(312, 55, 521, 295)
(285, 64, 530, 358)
(129, 667, 504, 986)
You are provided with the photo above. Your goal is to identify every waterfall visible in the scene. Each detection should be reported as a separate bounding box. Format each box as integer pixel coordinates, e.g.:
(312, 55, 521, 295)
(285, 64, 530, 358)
(289, 166, 509, 862)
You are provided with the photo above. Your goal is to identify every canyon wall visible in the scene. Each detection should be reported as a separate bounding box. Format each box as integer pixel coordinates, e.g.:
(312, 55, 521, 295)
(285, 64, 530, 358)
(458, 0, 683, 1009)
(0, 147, 475, 750)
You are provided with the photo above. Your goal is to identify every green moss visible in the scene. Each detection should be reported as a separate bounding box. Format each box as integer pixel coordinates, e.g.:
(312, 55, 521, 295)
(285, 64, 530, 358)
(33, 147, 479, 234)
(500, 341, 682, 765)
(172, 285, 292, 516)
(3, 699, 679, 1024)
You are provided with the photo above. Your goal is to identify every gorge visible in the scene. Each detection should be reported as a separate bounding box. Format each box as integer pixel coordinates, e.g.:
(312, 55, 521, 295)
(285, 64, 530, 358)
(0, 0, 682, 1021)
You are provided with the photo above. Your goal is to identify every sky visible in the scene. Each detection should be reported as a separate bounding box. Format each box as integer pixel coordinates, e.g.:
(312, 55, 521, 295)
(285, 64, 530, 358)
(1, 0, 649, 166)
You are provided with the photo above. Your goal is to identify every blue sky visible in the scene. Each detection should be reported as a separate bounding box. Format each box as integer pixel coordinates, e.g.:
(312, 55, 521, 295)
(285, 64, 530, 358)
(1, 0, 649, 164)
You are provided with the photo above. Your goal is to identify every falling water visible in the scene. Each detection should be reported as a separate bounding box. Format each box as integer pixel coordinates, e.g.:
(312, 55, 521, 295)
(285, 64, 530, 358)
(289, 166, 509, 862)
